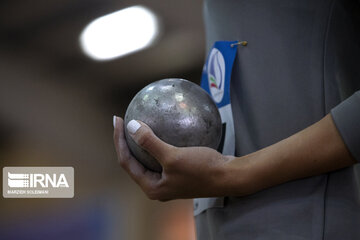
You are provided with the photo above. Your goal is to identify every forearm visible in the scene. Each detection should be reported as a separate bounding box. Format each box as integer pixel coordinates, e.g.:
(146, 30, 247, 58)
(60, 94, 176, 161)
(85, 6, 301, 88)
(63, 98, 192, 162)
(225, 114, 356, 196)
(115, 113, 356, 200)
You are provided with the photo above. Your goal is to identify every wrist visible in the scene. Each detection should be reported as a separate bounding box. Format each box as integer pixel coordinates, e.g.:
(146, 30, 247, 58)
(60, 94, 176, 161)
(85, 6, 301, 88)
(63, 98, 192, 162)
(220, 154, 258, 197)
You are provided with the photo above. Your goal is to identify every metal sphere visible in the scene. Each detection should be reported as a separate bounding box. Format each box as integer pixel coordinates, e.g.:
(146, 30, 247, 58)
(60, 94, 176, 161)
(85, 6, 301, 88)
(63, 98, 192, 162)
(124, 78, 222, 172)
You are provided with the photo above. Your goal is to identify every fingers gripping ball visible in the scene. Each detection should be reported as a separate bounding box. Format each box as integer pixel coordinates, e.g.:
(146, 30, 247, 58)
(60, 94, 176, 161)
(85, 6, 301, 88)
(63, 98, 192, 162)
(124, 78, 222, 172)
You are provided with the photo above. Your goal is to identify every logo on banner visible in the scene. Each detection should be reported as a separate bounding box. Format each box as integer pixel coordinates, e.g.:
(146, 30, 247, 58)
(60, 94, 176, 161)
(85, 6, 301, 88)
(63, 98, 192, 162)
(207, 48, 225, 103)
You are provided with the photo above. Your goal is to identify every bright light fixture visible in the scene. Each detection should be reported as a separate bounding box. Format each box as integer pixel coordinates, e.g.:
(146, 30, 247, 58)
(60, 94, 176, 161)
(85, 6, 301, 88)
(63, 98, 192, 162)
(80, 5, 159, 61)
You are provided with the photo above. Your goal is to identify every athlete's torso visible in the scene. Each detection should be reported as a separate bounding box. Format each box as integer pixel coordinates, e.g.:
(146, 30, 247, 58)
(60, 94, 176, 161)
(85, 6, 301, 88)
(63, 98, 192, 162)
(195, 0, 360, 239)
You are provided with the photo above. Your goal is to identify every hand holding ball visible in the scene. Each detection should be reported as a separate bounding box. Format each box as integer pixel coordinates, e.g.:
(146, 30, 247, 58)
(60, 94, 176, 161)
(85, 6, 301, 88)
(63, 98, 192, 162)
(124, 79, 222, 172)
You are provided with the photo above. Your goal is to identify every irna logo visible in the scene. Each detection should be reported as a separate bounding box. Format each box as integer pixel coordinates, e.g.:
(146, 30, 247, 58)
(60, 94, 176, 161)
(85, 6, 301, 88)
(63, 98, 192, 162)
(8, 172, 69, 188)
(3, 167, 74, 198)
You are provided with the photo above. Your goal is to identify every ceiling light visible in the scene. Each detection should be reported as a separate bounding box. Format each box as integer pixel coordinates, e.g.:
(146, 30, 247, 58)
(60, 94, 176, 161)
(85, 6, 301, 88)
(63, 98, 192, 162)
(80, 5, 159, 61)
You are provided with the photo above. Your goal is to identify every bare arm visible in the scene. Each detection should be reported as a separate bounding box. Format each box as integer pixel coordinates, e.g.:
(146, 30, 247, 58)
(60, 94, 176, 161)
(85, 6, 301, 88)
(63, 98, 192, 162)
(223, 114, 356, 196)
(113, 114, 356, 200)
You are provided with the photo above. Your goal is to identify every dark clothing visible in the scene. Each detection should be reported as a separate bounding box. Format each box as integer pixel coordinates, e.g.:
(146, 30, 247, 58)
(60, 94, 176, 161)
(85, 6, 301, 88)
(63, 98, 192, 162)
(195, 0, 360, 239)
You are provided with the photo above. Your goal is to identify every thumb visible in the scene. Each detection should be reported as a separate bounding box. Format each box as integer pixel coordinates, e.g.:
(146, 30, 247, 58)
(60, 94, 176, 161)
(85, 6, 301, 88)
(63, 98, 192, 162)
(127, 119, 174, 164)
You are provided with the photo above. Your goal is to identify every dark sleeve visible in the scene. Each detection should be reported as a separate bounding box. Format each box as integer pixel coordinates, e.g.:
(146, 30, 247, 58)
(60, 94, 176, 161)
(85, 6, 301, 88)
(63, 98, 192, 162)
(330, 91, 360, 162)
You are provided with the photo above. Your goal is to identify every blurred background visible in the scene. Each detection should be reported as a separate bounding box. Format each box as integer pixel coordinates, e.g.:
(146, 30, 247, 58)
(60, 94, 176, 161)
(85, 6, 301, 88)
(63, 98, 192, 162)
(0, 0, 206, 239)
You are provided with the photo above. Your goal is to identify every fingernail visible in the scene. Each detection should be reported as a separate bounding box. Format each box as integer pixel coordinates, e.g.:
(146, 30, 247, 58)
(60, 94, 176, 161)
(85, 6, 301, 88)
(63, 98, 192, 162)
(127, 120, 141, 134)
(113, 115, 117, 128)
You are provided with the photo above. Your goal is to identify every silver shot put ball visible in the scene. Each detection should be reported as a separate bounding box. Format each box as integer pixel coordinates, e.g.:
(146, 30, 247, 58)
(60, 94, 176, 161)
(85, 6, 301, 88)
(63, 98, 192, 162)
(124, 78, 222, 172)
